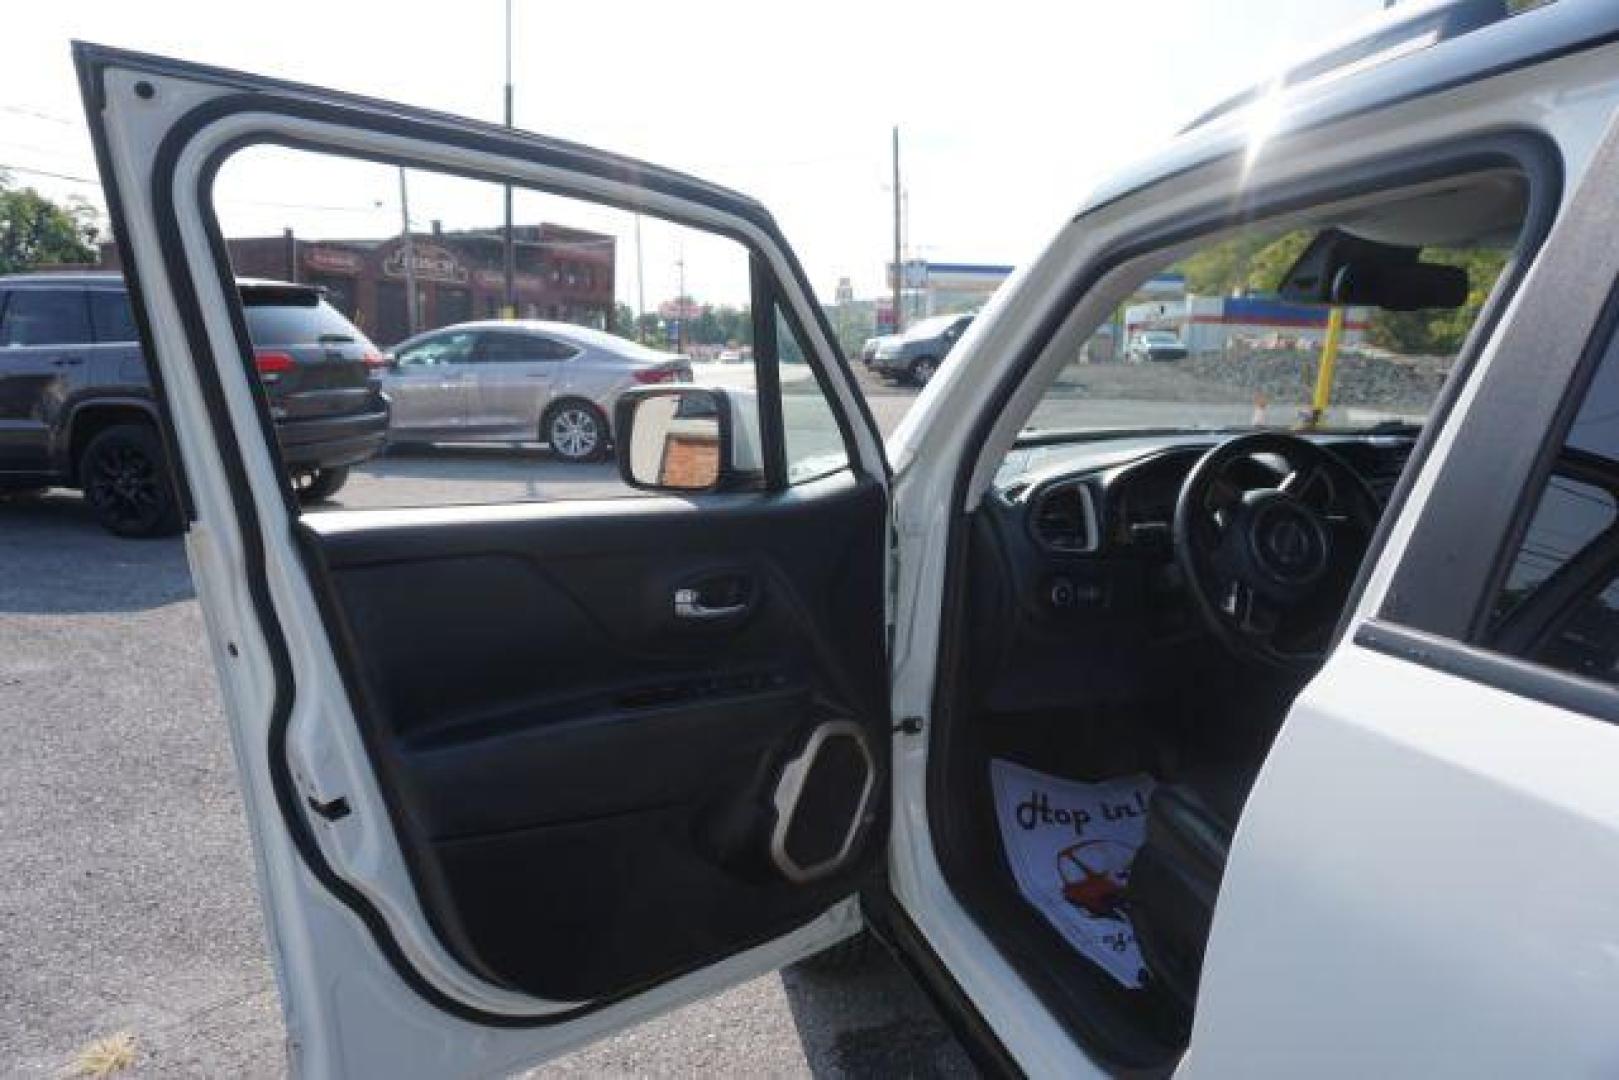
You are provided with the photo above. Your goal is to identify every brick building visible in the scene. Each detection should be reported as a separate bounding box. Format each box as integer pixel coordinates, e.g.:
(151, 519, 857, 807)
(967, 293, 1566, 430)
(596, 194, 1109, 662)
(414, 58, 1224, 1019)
(99, 222, 615, 345)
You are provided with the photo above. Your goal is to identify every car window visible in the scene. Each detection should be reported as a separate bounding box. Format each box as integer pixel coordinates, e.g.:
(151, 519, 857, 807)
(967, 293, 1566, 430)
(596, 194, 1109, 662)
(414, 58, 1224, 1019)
(1, 288, 91, 347)
(476, 331, 577, 362)
(89, 290, 139, 343)
(241, 296, 374, 347)
(214, 145, 782, 511)
(397, 331, 476, 366)
(1486, 330, 1619, 686)
(776, 305, 851, 484)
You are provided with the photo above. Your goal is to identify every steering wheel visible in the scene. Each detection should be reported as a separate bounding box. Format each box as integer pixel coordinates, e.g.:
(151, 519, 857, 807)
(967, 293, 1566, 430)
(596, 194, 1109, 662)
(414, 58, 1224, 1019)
(1172, 432, 1380, 671)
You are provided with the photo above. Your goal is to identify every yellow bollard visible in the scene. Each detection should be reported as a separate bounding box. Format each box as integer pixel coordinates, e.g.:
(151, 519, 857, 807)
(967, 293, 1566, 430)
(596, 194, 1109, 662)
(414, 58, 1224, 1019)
(1303, 305, 1344, 430)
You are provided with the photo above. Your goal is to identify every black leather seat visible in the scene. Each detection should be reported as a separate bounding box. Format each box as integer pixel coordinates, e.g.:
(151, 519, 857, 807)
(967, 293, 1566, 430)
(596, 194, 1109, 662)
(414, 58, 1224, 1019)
(1127, 766, 1255, 1013)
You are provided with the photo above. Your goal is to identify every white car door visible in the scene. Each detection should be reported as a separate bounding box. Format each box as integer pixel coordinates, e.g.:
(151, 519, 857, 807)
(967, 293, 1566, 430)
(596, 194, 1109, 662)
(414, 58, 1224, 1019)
(1186, 86, 1619, 1076)
(79, 44, 898, 1078)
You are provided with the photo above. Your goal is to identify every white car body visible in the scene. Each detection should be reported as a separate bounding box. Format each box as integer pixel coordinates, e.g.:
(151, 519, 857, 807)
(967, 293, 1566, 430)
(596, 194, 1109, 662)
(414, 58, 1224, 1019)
(76, 1, 1619, 1076)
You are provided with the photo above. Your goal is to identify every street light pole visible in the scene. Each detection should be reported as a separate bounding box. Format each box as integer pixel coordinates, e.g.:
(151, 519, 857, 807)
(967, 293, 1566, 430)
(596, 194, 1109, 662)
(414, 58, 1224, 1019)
(675, 249, 686, 356)
(399, 168, 418, 336)
(502, 0, 516, 319)
(891, 125, 903, 335)
(634, 213, 646, 342)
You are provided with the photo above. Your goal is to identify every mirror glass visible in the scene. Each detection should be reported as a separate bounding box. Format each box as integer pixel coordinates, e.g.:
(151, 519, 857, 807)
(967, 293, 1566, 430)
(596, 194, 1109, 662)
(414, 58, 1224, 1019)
(626, 391, 722, 490)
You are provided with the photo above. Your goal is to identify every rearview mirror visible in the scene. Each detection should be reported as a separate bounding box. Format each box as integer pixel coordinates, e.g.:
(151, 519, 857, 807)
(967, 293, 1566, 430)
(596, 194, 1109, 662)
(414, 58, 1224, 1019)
(1330, 261, 1469, 311)
(615, 386, 763, 493)
(1278, 227, 1469, 311)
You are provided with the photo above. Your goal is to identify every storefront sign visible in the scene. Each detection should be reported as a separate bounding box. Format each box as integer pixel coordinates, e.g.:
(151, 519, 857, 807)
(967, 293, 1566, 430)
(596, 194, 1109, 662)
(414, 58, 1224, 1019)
(384, 242, 469, 284)
(303, 246, 364, 275)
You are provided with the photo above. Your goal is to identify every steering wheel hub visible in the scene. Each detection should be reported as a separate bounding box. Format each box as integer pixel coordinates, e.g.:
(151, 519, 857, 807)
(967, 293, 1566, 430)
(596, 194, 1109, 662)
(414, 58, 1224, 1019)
(1245, 494, 1330, 587)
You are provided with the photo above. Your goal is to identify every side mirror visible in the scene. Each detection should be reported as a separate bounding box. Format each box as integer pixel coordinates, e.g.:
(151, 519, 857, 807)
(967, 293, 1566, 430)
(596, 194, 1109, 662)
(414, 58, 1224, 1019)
(615, 386, 763, 493)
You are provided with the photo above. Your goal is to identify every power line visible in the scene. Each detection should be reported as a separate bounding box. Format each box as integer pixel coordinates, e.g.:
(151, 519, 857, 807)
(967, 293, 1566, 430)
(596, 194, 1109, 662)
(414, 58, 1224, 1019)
(0, 105, 76, 125)
(0, 162, 101, 186)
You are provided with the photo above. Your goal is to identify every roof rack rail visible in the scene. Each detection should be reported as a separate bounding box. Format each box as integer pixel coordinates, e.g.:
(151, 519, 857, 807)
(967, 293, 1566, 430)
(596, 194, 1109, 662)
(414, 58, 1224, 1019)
(1180, 0, 1514, 134)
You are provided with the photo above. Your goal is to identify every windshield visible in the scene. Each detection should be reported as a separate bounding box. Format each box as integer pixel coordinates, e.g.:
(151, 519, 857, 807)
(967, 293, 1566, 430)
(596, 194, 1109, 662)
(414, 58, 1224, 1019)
(904, 314, 965, 339)
(1025, 225, 1511, 437)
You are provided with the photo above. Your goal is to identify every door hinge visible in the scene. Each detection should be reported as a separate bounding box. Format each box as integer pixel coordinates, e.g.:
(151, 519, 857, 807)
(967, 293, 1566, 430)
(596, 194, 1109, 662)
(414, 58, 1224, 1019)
(893, 716, 924, 736)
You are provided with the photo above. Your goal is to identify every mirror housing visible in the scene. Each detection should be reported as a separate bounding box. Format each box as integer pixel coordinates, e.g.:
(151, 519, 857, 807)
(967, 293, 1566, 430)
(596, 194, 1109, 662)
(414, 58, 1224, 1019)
(615, 386, 764, 493)
(1330, 261, 1469, 311)
(1278, 227, 1469, 311)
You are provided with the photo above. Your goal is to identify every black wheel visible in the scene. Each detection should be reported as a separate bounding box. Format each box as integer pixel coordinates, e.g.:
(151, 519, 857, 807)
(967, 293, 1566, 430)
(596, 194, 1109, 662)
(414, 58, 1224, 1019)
(293, 465, 350, 503)
(79, 423, 181, 539)
(544, 400, 609, 463)
(908, 355, 939, 386)
(793, 932, 879, 975)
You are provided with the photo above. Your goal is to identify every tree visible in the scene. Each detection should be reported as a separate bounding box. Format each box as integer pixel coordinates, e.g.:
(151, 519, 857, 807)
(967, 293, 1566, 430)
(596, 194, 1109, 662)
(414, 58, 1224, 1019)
(0, 173, 100, 274)
(611, 302, 637, 339)
(1365, 247, 1508, 355)
(1175, 229, 1311, 296)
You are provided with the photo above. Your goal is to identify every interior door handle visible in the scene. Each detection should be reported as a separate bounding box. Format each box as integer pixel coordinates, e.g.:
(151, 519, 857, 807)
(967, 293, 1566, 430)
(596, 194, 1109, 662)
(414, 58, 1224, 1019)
(674, 587, 747, 621)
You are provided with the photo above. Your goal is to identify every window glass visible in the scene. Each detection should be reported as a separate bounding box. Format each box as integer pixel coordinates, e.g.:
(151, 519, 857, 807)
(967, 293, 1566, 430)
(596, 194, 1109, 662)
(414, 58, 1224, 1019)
(1, 288, 90, 346)
(1026, 227, 1506, 436)
(241, 296, 373, 347)
(213, 145, 765, 511)
(89, 290, 139, 343)
(397, 331, 476, 366)
(477, 331, 577, 362)
(1487, 331, 1619, 686)
(776, 306, 850, 483)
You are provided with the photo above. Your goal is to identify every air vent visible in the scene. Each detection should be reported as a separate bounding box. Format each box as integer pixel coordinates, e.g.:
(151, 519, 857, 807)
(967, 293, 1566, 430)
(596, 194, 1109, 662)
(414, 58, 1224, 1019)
(1030, 482, 1098, 553)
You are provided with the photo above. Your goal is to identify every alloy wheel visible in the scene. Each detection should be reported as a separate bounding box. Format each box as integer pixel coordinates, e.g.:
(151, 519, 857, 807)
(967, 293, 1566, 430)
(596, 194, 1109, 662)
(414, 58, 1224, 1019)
(85, 442, 164, 533)
(550, 407, 601, 460)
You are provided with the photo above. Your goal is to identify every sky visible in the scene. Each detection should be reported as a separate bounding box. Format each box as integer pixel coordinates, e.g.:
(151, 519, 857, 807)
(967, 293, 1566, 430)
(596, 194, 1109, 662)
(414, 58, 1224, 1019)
(2, 0, 1381, 308)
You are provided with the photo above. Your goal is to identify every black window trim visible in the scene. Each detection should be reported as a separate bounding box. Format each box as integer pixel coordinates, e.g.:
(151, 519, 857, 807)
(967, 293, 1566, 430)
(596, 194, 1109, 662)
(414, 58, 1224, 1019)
(1360, 277, 1619, 726)
(1357, 618, 1619, 724)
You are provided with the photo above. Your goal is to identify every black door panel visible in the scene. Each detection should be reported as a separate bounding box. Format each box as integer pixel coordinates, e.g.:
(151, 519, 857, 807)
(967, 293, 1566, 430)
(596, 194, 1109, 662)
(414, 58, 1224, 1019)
(299, 473, 888, 1001)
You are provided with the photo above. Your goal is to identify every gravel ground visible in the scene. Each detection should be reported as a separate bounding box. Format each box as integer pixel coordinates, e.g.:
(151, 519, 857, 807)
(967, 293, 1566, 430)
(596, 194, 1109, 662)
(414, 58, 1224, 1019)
(0, 374, 970, 1079)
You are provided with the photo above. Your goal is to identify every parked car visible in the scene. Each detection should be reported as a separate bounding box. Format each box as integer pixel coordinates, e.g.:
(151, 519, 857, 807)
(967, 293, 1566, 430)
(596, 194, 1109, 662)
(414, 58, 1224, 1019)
(858, 334, 891, 367)
(83, 2, 1619, 1075)
(383, 320, 692, 462)
(0, 273, 387, 536)
(868, 313, 974, 385)
(1126, 329, 1189, 362)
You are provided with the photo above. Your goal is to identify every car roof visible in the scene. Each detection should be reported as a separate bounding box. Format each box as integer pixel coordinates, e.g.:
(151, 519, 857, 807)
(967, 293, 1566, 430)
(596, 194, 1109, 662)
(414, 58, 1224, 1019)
(0, 271, 307, 293)
(1076, 0, 1619, 220)
(401, 320, 682, 359)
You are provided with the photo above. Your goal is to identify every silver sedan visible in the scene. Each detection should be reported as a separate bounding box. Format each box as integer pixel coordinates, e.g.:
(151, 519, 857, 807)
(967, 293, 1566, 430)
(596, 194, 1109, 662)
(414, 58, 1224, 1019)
(382, 321, 692, 462)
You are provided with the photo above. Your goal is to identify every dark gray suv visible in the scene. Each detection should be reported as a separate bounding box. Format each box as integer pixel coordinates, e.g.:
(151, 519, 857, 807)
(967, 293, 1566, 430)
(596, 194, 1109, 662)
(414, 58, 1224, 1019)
(868, 312, 974, 386)
(0, 272, 389, 537)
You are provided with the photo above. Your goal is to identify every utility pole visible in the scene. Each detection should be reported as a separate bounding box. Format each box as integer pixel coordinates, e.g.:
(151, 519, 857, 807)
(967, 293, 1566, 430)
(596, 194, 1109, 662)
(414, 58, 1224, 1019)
(634, 213, 646, 342)
(399, 168, 419, 336)
(891, 125, 903, 335)
(675, 248, 686, 355)
(502, 0, 516, 318)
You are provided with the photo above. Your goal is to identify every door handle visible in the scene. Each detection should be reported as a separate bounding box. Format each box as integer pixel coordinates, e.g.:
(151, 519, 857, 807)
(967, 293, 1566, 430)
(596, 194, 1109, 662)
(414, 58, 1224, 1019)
(674, 586, 747, 621)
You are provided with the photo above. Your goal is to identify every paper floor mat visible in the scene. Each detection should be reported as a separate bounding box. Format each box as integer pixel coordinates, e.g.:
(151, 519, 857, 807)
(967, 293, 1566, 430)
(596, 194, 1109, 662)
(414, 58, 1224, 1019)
(990, 759, 1156, 989)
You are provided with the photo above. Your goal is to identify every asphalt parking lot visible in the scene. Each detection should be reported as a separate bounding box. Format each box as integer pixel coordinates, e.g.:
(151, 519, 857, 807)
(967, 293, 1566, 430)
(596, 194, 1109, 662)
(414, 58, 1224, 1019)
(0, 369, 974, 1077)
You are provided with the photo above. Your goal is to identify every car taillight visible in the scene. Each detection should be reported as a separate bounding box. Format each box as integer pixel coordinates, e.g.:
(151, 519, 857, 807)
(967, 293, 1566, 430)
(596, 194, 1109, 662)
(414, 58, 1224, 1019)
(254, 350, 295, 378)
(362, 350, 388, 369)
(633, 367, 678, 385)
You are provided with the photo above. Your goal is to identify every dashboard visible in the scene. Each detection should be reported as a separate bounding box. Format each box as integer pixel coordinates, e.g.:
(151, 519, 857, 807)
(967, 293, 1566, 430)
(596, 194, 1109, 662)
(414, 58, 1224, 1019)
(964, 431, 1415, 714)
